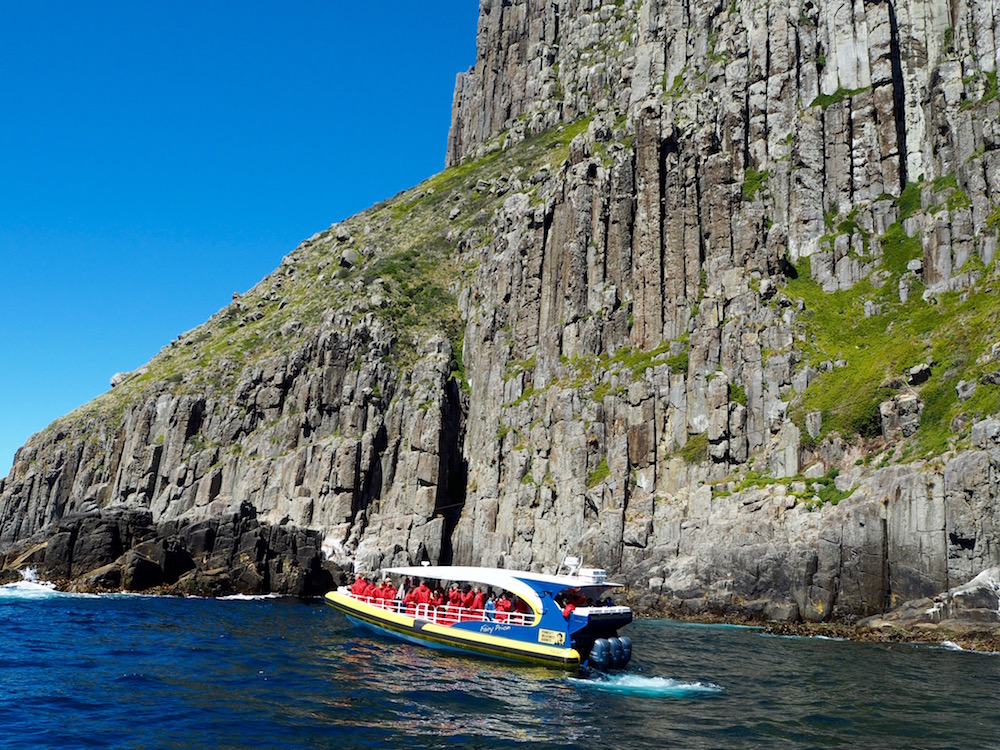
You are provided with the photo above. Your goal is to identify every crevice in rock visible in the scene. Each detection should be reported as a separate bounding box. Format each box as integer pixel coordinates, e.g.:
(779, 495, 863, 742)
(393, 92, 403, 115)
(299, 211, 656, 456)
(438, 377, 468, 566)
(184, 400, 205, 441)
(354, 422, 386, 529)
(694, 149, 707, 287)
(949, 531, 976, 551)
(887, 0, 908, 190)
(658, 128, 668, 333)
(881, 511, 890, 612)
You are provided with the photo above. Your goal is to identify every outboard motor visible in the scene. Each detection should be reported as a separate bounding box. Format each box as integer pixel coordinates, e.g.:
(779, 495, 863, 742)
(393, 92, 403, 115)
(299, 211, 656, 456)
(608, 637, 624, 667)
(588, 638, 610, 670)
(619, 636, 632, 665)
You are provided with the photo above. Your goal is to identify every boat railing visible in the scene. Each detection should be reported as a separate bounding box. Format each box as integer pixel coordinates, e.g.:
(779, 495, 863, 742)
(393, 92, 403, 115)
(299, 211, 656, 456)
(348, 593, 535, 627)
(571, 605, 632, 617)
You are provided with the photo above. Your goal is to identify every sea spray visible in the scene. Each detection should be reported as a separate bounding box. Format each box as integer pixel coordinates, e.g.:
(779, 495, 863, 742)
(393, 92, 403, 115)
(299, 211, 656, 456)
(569, 673, 723, 698)
(0, 568, 97, 600)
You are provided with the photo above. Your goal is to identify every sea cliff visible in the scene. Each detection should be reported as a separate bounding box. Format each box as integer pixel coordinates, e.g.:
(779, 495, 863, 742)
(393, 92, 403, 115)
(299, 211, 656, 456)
(3, 0, 1000, 631)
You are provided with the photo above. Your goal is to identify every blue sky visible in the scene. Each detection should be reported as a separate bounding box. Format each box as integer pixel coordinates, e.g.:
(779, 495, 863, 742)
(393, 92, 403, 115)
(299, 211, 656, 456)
(0, 3, 479, 477)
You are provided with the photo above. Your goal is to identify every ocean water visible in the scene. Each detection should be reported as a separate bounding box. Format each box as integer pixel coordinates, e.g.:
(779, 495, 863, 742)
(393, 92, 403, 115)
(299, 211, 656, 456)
(2, 577, 998, 749)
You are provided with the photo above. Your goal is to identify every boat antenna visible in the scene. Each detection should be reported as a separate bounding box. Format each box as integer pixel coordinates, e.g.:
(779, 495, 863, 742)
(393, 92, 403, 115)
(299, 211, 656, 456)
(557, 554, 583, 577)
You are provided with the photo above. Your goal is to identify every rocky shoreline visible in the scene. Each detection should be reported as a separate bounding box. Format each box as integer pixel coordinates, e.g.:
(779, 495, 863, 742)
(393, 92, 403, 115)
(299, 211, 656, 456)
(0, 504, 341, 598)
(626, 576, 1000, 653)
(660, 612, 1000, 654)
(7, 566, 996, 654)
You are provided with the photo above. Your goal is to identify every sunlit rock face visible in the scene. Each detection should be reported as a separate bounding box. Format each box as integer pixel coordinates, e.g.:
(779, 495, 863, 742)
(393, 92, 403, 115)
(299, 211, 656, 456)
(3, 0, 1000, 618)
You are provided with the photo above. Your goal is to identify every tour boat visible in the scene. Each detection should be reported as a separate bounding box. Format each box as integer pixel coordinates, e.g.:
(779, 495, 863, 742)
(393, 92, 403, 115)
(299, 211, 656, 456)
(324, 558, 633, 669)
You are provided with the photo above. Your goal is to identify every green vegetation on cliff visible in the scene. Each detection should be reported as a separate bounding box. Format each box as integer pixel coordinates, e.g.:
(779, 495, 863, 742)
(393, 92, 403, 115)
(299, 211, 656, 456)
(51, 118, 594, 435)
(787, 242, 1000, 457)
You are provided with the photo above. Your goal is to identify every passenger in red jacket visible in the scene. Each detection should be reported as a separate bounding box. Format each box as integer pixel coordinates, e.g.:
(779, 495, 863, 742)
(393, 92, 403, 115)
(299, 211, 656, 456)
(456, 585, 475, 621)
(513, 596, 530, 623)
(560, 589, 586, 618)
(470, 587, 486, 614)
(379, 578, 396, 602)
(444, 583, 462, 623)
(495, 592, 513, 622)
(350, 574, 368, 597)
(413, 580, 432, 606)
(460, 585, 475, 609)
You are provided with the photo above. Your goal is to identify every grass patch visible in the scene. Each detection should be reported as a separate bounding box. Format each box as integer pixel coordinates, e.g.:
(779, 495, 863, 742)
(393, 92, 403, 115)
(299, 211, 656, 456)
(718, 467, 852, 508)
(677, 432, 709, 463)
(809, 86, 870, 109)
(729, 382, 747, 406)
(587, 457, 610, 488)
(505, 354, 537, 381)
(987, 206, 1000, 233)
(786, 255, 1000, 455)
(897, 181, 922, 220)
(742, 166, 770, 201)
(985, 71, 998, 103)
(879, 222, 922, 276)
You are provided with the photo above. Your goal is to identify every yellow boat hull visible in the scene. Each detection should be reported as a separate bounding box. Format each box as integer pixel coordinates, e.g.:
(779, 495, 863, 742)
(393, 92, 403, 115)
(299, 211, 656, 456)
(324, 591, 581, 668)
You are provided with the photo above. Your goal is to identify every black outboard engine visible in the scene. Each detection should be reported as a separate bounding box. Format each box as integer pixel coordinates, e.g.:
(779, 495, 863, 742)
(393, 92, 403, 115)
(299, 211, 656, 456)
(585, 635, 632, 670)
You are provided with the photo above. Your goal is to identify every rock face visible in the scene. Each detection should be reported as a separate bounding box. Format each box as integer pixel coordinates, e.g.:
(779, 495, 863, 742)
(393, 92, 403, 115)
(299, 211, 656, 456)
(861, 567, 1000, 632)
(3, 0, 1000, 615)
(0, 502, 338, 596)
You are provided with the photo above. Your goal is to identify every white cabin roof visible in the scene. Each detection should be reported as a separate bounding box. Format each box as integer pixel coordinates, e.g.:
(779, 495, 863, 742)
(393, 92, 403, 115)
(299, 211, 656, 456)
(383, 565, 623, 596)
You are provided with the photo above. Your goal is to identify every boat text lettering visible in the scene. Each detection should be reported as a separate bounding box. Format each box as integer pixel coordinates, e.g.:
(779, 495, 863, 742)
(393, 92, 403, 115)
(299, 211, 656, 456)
(479, 623, 511, 635)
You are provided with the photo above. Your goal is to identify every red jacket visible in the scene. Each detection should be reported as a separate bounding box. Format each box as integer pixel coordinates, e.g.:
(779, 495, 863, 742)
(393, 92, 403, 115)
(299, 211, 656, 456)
(413, 584, 431, 605)
(495, 597, 512, 621)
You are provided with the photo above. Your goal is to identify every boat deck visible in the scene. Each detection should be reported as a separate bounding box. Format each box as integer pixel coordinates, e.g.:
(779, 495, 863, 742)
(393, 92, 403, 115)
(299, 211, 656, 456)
(347, 593, 534, 627)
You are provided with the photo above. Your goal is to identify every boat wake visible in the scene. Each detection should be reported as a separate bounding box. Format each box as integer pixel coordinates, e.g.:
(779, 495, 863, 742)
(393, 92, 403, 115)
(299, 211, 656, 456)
(569, 673, 723, 698)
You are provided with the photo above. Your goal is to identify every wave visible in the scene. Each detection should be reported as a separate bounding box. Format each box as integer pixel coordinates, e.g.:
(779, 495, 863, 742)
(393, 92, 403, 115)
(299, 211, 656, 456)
(0, 569, 102, 601)
(0, 579, 69, 600)
(569, 673, 724, 698)
(934, 640, 998, 656)
(218, 593, 285, 601)
(0, 581, 285, 603)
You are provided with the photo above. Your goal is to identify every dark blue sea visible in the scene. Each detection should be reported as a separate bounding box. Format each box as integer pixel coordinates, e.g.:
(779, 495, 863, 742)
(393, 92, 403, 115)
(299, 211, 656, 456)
(2, 577, 998, 749)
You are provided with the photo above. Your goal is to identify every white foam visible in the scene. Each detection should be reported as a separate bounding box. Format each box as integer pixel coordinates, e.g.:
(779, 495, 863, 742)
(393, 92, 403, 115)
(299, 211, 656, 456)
(933, 640, 999, 656)
(218, 593, 284, 601)
(20, 567, 40, 582)
(0, 579, 60, 600)
(570, 673, 724, 698)
(0, 568, 105, 600)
